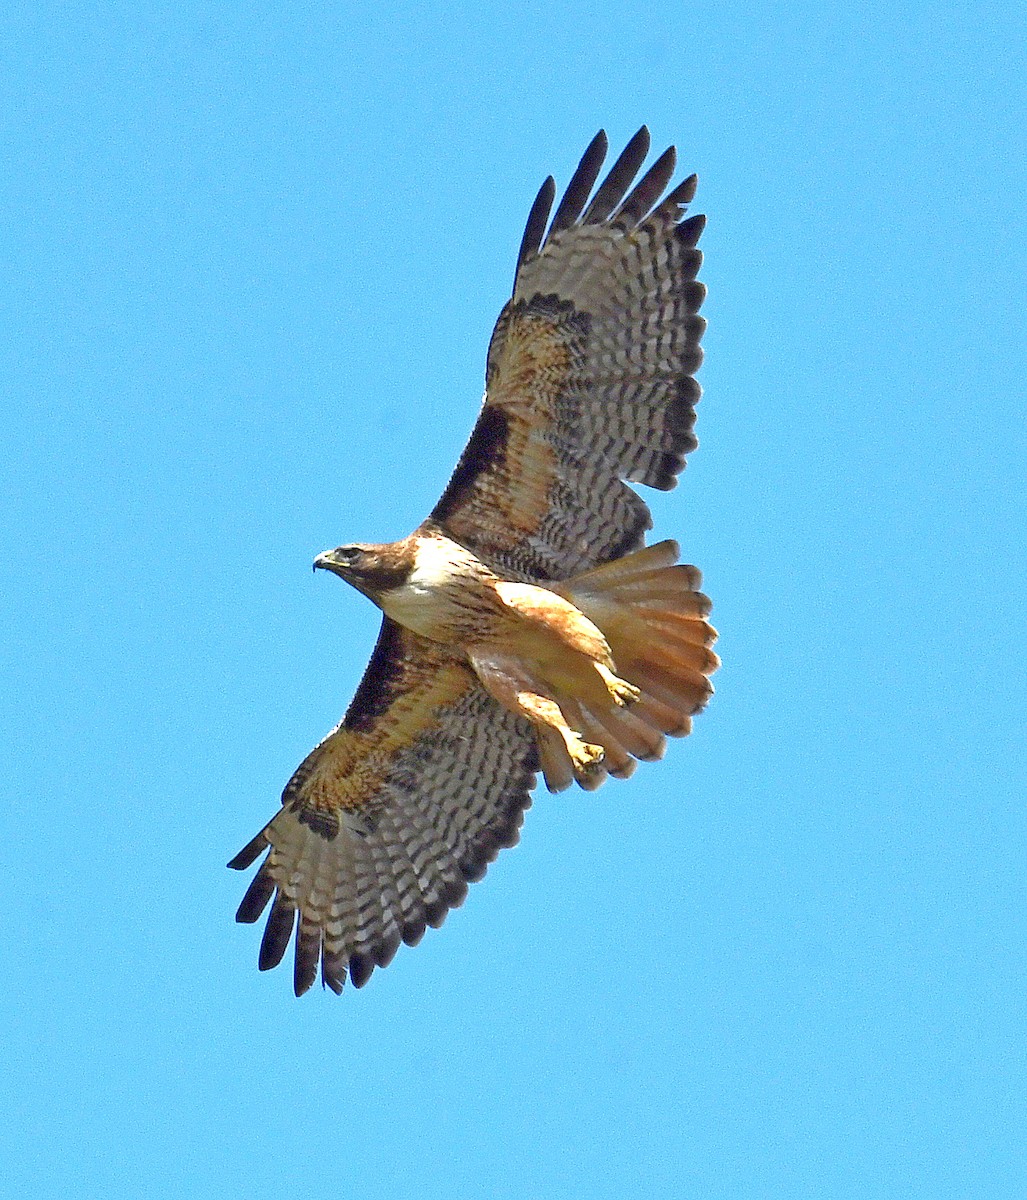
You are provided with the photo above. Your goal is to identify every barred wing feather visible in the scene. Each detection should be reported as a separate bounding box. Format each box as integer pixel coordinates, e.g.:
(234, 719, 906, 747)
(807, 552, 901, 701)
(229, 619, 538, 994)
(432, 126, 706, 581)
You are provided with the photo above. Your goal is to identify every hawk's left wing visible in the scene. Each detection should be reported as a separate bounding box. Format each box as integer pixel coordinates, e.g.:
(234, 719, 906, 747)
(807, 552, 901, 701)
(431, 127, 706, 583)
(229, 619, 538, 994)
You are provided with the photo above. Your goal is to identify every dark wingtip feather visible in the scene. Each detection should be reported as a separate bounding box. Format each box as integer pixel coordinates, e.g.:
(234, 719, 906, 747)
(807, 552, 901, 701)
(677, 246, 703, 283)
(547, 129, 608, 238)
(675, 213, 705, 247)
(678, 342, 704, 376)
(661, 172, 698, 213)
(227, 832, 268, 871)
(374, 928, 403, 970)
(424, 898, 450, 929)
(516, 175, 556, 275)
(582, 125, 651, 225)
(321, 950, 346, 994)
(348, 953, 375, 989)
(235, 864, 275, 924)
(648, 452, 689, 490)
(684, 312, 707, 342)
(681, 279, 706, 313)
(293, 918, 321, 996)
(444, 877, 470, 910)
(258, 894, 295, 971)
(402, 917, 427, 947)
(615, 144, 677, 227)
(462, 857, 489, 883)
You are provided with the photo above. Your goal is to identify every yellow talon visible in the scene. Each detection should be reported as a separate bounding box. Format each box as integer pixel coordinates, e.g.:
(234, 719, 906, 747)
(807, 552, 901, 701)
(570, 738, 605, 774)
(595, 663, 640, 707)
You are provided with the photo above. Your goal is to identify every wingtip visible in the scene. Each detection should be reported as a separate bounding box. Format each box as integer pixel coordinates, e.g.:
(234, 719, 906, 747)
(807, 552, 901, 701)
(516, 174, 557, 275)
(348, 953, 375, 989)
(294, 968, 316, 997)
(631, 124, 651, 154)
(677, 212, 705, 242)
(227, 831, 269, 871)
(258, 895, 295, 971)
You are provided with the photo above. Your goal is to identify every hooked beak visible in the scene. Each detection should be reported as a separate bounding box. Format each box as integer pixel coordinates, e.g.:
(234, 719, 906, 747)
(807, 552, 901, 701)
(313, 549, 345, 577)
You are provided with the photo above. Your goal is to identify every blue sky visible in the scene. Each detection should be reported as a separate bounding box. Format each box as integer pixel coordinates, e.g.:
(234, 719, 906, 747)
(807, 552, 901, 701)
(3, 1, 1025, 1196)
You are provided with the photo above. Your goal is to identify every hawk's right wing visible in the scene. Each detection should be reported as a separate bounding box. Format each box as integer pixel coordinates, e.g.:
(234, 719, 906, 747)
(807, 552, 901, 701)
(229, 619, 538, 995)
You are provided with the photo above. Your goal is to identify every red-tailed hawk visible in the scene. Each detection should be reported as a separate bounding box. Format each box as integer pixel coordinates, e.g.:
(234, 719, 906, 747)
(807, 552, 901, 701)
(230, 128, 718, 994)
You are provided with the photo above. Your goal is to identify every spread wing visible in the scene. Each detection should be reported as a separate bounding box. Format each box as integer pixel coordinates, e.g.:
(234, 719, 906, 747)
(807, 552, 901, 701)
(431, 127, 706, 581)
(229, 619, 538, 994)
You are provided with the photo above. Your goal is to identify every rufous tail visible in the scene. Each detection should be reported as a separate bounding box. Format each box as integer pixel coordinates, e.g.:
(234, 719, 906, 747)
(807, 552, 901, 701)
(539, 539, 718, 791)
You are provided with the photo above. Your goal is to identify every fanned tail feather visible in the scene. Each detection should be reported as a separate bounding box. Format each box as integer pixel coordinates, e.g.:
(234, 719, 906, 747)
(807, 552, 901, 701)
(544, 539, 717, 788)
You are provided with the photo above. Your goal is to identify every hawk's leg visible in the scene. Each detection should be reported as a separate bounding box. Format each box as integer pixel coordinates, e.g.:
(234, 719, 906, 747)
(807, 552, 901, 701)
(593, 662, 640, 708)
(467, 649, 605, 781)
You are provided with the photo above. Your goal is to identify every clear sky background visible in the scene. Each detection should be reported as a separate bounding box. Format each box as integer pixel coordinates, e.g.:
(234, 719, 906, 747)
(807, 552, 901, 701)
(2, 2, 1025, 1197)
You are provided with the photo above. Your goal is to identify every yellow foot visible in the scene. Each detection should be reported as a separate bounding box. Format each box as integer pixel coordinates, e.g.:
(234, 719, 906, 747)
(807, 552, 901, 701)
(595, 663, 641, 708)
(569, 738, 606, 776)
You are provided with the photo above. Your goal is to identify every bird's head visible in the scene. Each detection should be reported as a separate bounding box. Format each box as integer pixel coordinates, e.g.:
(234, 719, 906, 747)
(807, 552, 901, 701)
(313, 541, 413, 603)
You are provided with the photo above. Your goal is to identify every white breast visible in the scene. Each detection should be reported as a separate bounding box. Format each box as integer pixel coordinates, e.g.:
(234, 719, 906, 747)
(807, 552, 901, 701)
(380, 536, 491, 643)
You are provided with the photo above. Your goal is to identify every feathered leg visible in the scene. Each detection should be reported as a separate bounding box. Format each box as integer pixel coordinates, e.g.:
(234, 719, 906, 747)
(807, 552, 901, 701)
(468, 649, 606, 787)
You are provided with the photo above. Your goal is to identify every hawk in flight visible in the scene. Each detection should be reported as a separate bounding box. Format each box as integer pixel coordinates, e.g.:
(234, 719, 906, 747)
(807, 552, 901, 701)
(230, 128, 719, 994)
